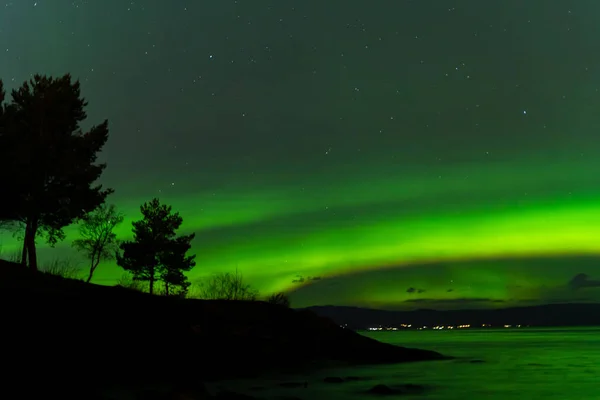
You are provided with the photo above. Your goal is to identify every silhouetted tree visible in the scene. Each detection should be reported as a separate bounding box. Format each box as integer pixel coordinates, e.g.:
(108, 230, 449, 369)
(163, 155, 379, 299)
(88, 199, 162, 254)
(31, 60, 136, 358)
(0, 74, 112, 270)
(0, 79, 4, 119)
(72, 204, 124, 283)
(198, 269, 259, 300)
(159, 236, 195, 296)
(116, 198, 195, 295)
(267, 292, 291, 308)
(0, 80, 10, 235)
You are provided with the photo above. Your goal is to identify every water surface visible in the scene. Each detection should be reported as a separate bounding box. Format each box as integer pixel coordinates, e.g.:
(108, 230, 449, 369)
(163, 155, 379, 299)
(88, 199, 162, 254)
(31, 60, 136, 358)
(215, 327, 600, 399)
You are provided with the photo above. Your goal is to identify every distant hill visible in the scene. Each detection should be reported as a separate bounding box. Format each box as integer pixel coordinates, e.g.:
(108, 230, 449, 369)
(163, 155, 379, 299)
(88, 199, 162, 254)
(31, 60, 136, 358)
(304, 303, 600, 329)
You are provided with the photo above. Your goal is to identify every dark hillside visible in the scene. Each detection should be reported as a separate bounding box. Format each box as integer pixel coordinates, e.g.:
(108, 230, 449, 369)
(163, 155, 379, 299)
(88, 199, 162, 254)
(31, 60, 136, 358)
(0, 260, 446, 395)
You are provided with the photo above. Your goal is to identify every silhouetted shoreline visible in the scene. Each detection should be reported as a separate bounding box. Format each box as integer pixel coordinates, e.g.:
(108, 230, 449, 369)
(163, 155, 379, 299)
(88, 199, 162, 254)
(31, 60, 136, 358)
(0, 260, 448, 398)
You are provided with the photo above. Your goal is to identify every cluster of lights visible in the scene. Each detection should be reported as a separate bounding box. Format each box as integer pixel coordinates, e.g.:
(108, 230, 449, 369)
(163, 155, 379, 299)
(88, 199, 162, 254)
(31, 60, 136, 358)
(368, 326, 401, 331)
(366, 323, 525, 331)
(431, 324, 471, 330)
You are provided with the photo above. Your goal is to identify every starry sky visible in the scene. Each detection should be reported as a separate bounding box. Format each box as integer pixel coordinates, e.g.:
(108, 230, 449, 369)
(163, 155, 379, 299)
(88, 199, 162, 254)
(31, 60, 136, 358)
(2, 0, 600, 310)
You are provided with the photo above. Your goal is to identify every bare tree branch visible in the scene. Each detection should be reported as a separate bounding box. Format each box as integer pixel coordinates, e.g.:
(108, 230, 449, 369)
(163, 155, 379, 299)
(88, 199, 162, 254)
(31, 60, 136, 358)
(197, 269, 259, 301)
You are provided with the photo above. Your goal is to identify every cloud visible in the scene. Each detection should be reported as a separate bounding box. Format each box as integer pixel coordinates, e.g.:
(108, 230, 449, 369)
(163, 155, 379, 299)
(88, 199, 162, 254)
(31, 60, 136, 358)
(404, 297, 505, 304)
(568, 273, 600, 290)
(292, 275, 322, 283)
(446, 289, 454, 292)
(516, 299, 541, 304)
(406, 287, 426, 294)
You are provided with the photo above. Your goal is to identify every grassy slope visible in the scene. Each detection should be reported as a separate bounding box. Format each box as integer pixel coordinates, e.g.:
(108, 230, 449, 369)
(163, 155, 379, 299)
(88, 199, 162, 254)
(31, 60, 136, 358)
(0, 260, 447, 391)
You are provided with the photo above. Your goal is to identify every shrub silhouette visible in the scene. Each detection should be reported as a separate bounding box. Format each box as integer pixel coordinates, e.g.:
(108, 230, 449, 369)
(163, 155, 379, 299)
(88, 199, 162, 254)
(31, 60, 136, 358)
(40, 258, 82, 280)
(115, 273, 147, 292)
(267, 292, 291, 308)
(197, 269, 259, 300)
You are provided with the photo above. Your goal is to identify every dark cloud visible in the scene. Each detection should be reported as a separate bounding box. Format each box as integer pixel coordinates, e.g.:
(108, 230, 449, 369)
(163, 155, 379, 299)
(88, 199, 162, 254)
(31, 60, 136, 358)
(568, 273, 600, 290)
(292, 275, 322, 284)
(446, 289, 454, 292)
(406, 287, 426, 294)
(404, 298, 505, 304)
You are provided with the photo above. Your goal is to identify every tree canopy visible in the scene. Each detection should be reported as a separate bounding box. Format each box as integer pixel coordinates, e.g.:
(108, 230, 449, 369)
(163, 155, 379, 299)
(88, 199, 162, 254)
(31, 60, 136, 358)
(0, 74, 112, 269)
(116, 198, 195, 295)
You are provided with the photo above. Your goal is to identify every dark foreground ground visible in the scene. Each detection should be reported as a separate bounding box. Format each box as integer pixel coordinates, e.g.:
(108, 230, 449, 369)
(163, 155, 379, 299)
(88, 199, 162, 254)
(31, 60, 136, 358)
(0, 260, 447, 398)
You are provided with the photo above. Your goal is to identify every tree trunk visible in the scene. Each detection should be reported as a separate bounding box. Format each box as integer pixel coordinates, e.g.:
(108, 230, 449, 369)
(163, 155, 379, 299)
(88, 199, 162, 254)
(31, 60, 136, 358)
(20, 239, 28, 267)
(25, 218, 38, 270)
(27, 241, 37, 270)
(149, 276, 154, 295)
(165, 281, 170, 297)
(86, 257, 99, 283)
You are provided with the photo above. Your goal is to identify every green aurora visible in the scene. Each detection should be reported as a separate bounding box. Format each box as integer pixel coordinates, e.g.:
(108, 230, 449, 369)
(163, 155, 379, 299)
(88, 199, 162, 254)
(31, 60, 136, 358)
(3, 152, 600, 308)
(2, 1, 600, 309)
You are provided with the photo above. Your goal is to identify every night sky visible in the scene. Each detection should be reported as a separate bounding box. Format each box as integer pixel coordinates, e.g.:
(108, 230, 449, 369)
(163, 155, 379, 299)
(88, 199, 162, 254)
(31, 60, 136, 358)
(2, 1, 600, 310)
